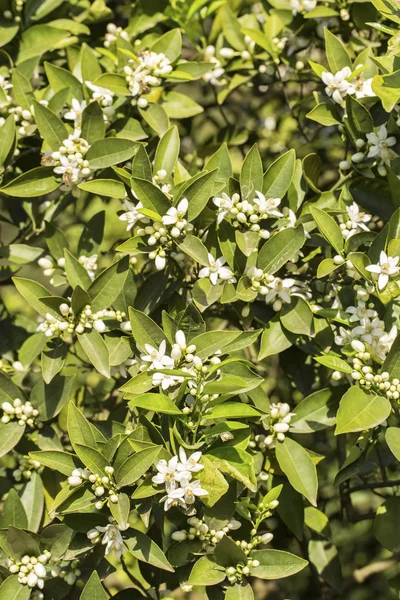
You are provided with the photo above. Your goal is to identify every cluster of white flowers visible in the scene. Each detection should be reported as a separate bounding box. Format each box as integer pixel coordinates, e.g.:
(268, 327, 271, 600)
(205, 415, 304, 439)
(213, 190, 283, 236)
(260, 402, 295, 446)
(13, 455, 42, 482)
(225, 558, 262, 585)
(104, 23, 130, 48)
(152, 448, 208, 511)
(8, 104, 37, 136)
(8, 550, 51, 589)
(334, 286, 397, 361)
(350, 341, 400, 401)
(321, 66, 374, 107)
(247, 267, 309, 311)
(347, 125, 397, 176)
(85, 81, 115, 122)
(124, 51, 173, 106)
(1, 397, 39, 427)
(87, 521, 128, 557)
(43, 132, 92, 195)
(120, 196, 193, 271)
(172, 515, 241, 550)
(68, 465, 118, 508)
(337, 202, 372, 239)
(290, 0, 317, 15)
(0, 73, 12, 103)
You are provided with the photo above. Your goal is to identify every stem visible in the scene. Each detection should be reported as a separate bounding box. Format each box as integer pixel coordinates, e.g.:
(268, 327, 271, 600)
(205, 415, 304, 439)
(330, 171, 353, 192)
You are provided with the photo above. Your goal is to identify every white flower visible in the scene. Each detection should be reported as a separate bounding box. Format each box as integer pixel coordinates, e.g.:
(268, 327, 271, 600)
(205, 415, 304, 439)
(162, 198, 188, 226)
(152, 371, 184, 390)
(366, 125, 396, 166)
(264, 277, 296, 304)
(119, 200, 147, 231)
(78, 254, 97, 280)
(140, 340, 174, 370)
(346, 301, 377, 323)
(87, 524, 127, 557)
(169, 477, 208, 505)
(334, 326, 354, 346)
(345, 202, 372, 232)
(213, 192, 238, 223)
(365, 251, 400, 290)
(64, 99, 87, 126)
(152, 456, 186, 491)
(198, 254, 235, 285)
(321, 67, 352, 106)
(254, 191, 283, 218)
(177, 448, 204, 474)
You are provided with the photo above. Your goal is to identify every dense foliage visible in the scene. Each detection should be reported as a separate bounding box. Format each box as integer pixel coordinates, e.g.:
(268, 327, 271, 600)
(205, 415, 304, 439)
(1, 0, 400, 598)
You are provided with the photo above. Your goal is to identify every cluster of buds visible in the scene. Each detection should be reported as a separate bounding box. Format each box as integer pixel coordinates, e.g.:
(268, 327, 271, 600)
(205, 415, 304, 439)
(8, 550, 51, 589)
(38, 254, 97, 284)
(152, 169, 172, 196)
(247, 267, 308, 311)
(171, 516, 241, 550)
(42, 133, 92, 195)
(213, 191, 283, 237)
(1, 397, 40, 427)
(13, 455, 42, 482)
(74, 305, 126, 335)
(124, 51, 173, 106)
(225, 558, 260, 584)
(49, 559, 81, 586)
(9, 104, 37, 137)
(0, 74, 12, 103)
(85, 81, 115, 122)
(104, 23, 129, 48)
(68, 466, 118, 508)
(202, 45, 227, 87)
(350, 341, 400, 401)
(260, 403, 295, 446)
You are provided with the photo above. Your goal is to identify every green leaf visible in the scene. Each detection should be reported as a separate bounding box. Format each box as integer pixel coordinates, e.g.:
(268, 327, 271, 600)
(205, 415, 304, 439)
(78, 330, 110, 378)
(18, 24, 70, 63)
(257, 226, 306, 273)
(31, 375, 75, 422)
(128, 307, 165, 348)
(310, 206, 344, 254)
(307, 103, 340, 127)
(383, 335, 400, 378)
(128, 393, 182, 415)
(221, 5, 245, 50)
(386, 427, 400, 461)
(44, 62, 83, 102)
(92, 74, 129, 95)
(115, 445, 162, 487)
(196, 456, 228, 507)
(126, 530, 174, 571)
(0, 489, 28, 529)
(75, 444, 109, 477)
(139, 104, 169, 136)
(78, 179, 126, 198)
(0, 244, 43, 265)
(258, 318, 292, 359)
(89, 256, 129, 312)
(20, 473, 44, 533)
(13, 278, 57, 317)
(132, 144, 152, 180)
(86, 138, 137, 169)
(374, 497, 400, 553)
(0, 115, 16, 167)
(41, 338, 68, 384)
(33, 100, 69, 149)
(240, 144, 263, 201)
(29, 450, 81, 475)
(154, 125, 180, 178)
(290, 388, 340, 433)
(131, 177, 171, 215)
(68, 402, 103, 450)
(64, 249, 92, 291)
(346, 95, 374, 137)
(0, 167, 59, 198)
(0, 576, 31, 600)
(0, 422, 25, 458)
(162, 91, 203, 119)
(324, 28, 351, 72)
(179, 170, 218, 221)
(335, 387, 391, 435)
(207, 447, 257, 492)
(7, 526, 40, 560)
(280, 297, 313, 336)
(177, 235, 210, 266)
(250, 549, 308, 579)
(206, 402, 260, 420)
(151, 29, 182, 62)
(109, 493, 130, 529)
(225, 583, 254, 600)
(81, 571, 107, 600)
(276, 437, 318, 506)
(187, 556, 226, 585)
(263, 150, 295, 198)
(81, 101, 105, 144)
(314, 354, 352, 373)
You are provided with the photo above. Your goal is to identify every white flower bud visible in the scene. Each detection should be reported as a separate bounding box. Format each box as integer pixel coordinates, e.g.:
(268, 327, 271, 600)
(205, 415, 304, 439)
(351, 340, 365, 352)
(172, 530, 187, 541)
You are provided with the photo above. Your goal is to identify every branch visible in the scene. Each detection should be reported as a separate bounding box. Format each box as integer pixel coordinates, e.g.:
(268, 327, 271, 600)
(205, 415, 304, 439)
(344, 554, 400, 590)
(349, 479, 400, 492)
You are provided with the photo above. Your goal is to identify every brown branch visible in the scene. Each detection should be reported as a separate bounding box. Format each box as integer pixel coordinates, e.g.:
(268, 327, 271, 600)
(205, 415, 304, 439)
(343, 554, 400, 590)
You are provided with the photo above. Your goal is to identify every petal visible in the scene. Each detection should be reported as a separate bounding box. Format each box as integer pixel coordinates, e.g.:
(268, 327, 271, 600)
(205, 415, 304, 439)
(378, 273, 389, 290)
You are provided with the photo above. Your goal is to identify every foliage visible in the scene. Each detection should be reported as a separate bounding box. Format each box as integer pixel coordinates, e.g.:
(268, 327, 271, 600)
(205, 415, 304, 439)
(0, 0, 400, 599)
